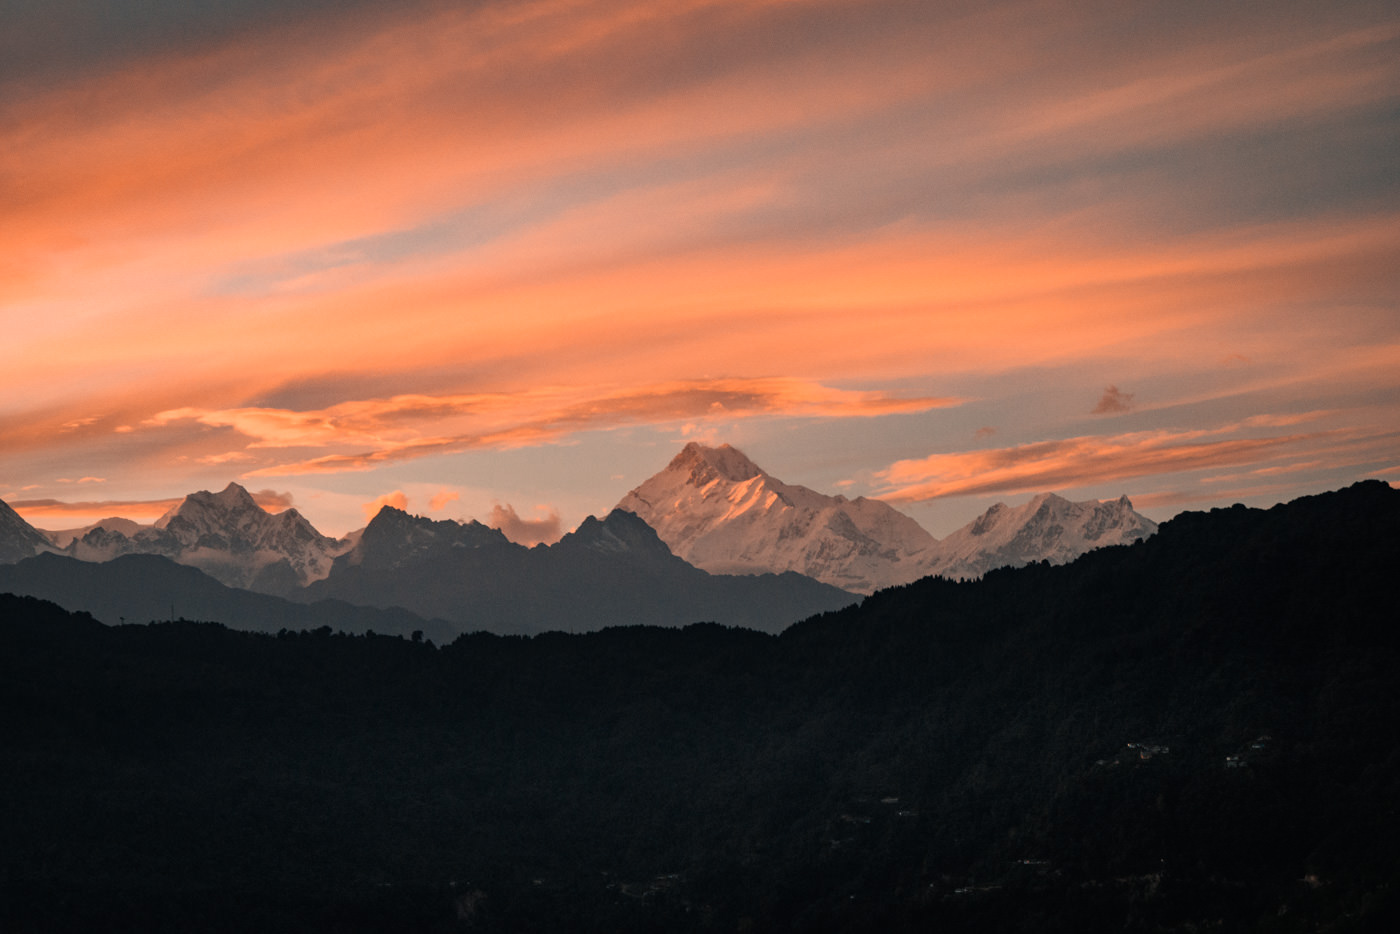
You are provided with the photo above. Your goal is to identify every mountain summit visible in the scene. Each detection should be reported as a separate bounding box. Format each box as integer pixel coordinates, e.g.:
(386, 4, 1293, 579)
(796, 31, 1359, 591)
(63, 482, 351, 593)
(923, 491, 1157, 581)
(619, 443, 1158, 592)
(304, 501, 854, 635)
(617, 442, 938, 593)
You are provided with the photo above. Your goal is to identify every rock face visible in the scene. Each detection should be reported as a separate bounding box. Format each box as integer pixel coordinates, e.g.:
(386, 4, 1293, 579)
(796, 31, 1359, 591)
(919, 492, 1158, 581)
(0, 499, 54, 564)
(61, 483, 351, 594)
(617, 443, 938, 594)
(619, 443, 1159, 593)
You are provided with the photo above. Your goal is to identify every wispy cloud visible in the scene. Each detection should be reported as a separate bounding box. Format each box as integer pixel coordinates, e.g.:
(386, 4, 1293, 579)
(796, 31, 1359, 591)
(139, 378, 954, 476)
(872, 419, 1384, 503)
(1092, 386, 1135, 415)
(9, 497, 184, 522)
(8, 487, 295, 524)
(2, 0, 1396, 523)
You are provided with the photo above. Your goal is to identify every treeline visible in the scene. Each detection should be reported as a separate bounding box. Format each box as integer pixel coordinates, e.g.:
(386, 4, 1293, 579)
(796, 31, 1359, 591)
(2, 481, 1398, 932)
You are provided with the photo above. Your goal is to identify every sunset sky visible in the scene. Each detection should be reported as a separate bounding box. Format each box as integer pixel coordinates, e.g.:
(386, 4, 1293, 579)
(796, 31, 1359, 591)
(3, 0, 1397, 541)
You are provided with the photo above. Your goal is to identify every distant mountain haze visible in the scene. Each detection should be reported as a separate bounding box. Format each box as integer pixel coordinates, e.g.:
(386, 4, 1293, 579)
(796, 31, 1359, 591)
(0, 551, 456, 642)
(22, 483, 354, 596)
(8, 449, 1159, 606)
(618, 442, 1157, 592)
(302, 505, 856, 635)
(1, 481, 854, 635)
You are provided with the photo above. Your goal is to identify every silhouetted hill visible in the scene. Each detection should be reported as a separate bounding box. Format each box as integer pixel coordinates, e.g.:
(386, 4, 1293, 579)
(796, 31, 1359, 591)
(2, 481, 1397, 933)
(303, 506, 857, 634)
(0, 551, 455, 643)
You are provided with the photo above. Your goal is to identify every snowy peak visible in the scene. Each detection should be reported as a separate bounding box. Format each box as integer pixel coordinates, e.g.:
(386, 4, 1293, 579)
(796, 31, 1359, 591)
(63, 482, 352, 592)
(155, 482, 263, 534)
(619, 443, 937, 594)
(667, 442, 766, 485)
(923, 493, 1157, 580)
(619, 443, 1160, 593)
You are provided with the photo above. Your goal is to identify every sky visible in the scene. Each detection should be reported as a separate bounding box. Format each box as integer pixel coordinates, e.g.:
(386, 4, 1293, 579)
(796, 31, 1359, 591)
(2, 0, 1397, 541)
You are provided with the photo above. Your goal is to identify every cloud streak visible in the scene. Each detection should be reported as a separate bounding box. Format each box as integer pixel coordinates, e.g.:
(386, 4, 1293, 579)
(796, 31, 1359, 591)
(873, 419, 1389, 503)
(140, 378, 955, 475)
(9, 487, 293, 524)
(1, 0, 1396, 527)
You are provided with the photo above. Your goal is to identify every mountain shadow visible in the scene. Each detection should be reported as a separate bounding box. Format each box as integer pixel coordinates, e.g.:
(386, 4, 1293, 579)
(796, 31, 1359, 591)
(0, 551, 455, 642)
(301, 506, 858, 634)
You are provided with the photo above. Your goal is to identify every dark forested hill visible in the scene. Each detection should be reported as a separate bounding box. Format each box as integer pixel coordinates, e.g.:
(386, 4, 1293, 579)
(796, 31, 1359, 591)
(2, 481, 1397, 933)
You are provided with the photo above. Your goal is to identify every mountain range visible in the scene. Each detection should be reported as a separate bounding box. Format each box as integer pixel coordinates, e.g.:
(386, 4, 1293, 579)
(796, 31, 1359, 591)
(1, 443, 1156, 632)
(618, 442, 1157, 592)
(58, 483, 352, 594)
(297, 505, 854, 635)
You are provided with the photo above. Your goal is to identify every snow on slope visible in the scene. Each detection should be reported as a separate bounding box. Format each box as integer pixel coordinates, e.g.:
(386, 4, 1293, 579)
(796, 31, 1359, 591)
(617, 442, 937, 594)
(619, 443, 1158, 593)
(919, 492, 1157, 581)
(63, 483, 352, 592)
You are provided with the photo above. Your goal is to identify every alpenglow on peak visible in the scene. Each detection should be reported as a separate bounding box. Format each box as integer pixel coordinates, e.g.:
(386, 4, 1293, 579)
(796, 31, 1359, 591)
(618, 442, 937, 594)
(618, 443, 1159, 593)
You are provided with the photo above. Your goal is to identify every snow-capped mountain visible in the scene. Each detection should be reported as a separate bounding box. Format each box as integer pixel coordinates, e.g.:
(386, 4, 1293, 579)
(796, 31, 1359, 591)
(618, 443, 1158, 593)
(616, 442, 938, 594)
(920, 491, 1157, 581)
(0, 498, 55, 564)
(43, 516, 145, 548)
(62, 483, 352, 593)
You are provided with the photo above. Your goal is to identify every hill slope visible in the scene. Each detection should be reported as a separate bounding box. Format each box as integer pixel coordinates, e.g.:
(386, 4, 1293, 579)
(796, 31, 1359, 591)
(2, 480, 1396, 933)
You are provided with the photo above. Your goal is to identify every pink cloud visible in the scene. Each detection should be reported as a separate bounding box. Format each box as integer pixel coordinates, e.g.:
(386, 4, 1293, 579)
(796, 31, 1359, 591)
(872, 422, 1375, 503)
(488, 503, 562, 547)
(429, 489, 461, 512)
(361, 490, 409, 522)
(9, 497, 184, 522)
(193, 378, 956, 476)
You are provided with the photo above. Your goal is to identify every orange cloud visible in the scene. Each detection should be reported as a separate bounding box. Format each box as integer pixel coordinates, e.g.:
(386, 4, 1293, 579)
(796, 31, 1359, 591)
(9, 498, 184, 524)
(7, 487, 293, 525)
(873, 423, 1364, 503)
(488, 504, 563, 547)
(250, 489, 296, 512)
(362, 491, 409, 522)
(429, 490, 461, 512)
(137, 378, 954, 476)
(2, 0, 1397, 519)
